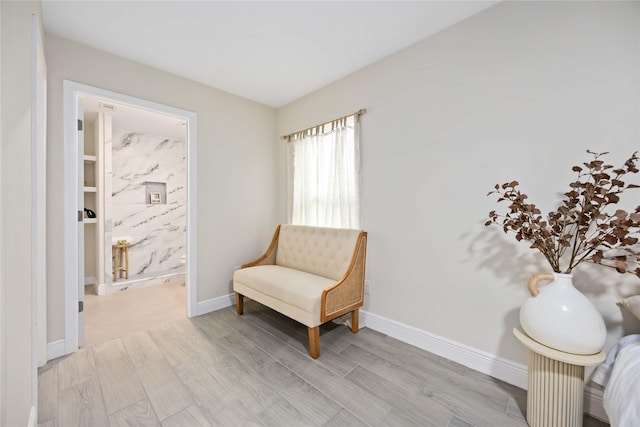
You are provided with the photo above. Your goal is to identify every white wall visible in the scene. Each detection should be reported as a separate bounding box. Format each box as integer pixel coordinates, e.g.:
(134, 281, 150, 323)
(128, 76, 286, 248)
(0, 1, 41, 423)
(45, 34, 279, 342)
(1, 1, 4, 418)
(277, 1, 640, 367)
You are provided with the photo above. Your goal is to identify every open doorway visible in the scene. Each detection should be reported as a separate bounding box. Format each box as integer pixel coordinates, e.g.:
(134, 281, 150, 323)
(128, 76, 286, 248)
(63, 81, 197, 354)
(82, 97, 188, 345)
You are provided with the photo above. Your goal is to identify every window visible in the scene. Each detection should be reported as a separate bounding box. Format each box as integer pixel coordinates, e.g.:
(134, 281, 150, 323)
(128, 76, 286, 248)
(286, 113, 361, 228)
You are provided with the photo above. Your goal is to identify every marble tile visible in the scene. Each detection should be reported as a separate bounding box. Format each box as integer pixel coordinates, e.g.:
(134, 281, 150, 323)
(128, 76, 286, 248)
(103, 136, 113, 289)
(108, 128, 186, 291)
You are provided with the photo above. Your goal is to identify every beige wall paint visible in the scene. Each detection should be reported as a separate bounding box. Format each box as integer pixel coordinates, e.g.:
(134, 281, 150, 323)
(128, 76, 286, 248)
(45, 34, 279, 342)
(0, 1, 42, 423)
(1, 0, 4, 417)
(277, 1, 640, 365)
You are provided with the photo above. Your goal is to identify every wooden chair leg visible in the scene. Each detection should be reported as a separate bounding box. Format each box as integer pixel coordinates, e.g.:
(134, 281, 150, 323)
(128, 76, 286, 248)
(236, 293, 244, 315)
(308, 326, 320, 359)
(351, 309, 359, 333)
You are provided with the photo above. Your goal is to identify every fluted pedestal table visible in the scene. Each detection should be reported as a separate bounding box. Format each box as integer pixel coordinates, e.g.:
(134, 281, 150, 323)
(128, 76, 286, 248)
(513, 326, 605, 427)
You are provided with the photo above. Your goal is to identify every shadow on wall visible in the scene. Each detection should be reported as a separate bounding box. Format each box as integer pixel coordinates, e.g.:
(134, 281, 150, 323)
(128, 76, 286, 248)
(468, 219, 640, 369)
(573, 262, 640, 297)
(465, 223, 640, 300)
(463, 224, 545, 372)
(464, 225, 548, 289)
(496, 307, 529, 412)
(575, 263, 640, 335)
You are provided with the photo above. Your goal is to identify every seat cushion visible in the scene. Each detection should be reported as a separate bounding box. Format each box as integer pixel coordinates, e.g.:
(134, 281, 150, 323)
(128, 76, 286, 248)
(233, 265, 334, 326)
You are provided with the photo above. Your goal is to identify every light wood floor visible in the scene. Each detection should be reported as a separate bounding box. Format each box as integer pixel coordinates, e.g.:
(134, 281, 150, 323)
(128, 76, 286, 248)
(39, 299, 610, 426)
(84, 281, 186, 346)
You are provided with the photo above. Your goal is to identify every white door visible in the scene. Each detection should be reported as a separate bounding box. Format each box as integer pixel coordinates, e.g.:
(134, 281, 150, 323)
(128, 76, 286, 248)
(76, 97, 85, 347)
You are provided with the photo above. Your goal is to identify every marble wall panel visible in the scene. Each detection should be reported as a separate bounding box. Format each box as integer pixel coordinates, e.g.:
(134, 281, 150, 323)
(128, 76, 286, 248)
(110, 128, 186, 289)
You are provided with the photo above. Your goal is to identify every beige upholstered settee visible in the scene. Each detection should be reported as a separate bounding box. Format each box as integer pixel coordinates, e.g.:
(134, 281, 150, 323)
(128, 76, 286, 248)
(233, 224, 368, 359)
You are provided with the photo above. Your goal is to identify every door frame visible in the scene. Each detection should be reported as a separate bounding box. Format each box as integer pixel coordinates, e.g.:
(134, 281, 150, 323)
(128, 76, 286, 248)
(63, 80, 197, 354)
(31, 13, 47, 421)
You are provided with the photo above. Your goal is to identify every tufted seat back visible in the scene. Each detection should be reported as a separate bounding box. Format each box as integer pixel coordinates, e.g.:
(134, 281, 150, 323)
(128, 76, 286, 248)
(275, 225, 362, 281)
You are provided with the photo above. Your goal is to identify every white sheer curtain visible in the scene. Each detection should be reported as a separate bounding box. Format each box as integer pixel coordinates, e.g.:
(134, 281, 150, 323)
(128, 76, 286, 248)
(287, 115, 360, 228)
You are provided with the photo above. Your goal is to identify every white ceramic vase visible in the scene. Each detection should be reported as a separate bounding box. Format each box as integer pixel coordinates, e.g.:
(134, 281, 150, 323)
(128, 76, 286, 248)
(520, 272, 606, 355)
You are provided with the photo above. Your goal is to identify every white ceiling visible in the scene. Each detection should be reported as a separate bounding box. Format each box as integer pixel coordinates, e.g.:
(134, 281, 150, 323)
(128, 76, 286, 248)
(41, 0, 498, 108)
(82, 97, 187, 140)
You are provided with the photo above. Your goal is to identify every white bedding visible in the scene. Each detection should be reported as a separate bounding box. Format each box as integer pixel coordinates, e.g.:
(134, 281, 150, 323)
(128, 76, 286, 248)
(603, 339, 640, 427)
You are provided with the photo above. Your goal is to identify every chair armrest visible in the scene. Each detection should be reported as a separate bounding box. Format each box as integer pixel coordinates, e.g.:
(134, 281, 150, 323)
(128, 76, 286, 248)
(241, 225, 280, 268)
(321, 232, 367, 322)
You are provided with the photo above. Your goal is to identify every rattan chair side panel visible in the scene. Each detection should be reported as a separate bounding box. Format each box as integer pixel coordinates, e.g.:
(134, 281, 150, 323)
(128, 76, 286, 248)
(321, 233, 367, 322)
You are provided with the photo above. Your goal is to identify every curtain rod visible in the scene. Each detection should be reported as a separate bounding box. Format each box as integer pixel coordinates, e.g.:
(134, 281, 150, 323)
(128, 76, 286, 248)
(280, 108, 366, 141)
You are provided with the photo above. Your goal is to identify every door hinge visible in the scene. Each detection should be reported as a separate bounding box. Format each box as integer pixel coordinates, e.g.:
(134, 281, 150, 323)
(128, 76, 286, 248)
(78, 301, 84, 313)
(78, 210, 83, 222)
(78, 119, 83, 131)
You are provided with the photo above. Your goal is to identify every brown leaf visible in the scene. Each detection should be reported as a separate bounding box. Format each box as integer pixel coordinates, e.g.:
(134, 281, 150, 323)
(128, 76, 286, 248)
(607, 193, 620, 203)
(614, 209, 628, 219)
(605, 234, 618, 245)
(487, 151, 640, 275)
(592, 251, 603, 263)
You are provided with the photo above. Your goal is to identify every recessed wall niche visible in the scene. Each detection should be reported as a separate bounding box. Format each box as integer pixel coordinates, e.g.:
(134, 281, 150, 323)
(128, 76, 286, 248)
(144, 181, 167, 204)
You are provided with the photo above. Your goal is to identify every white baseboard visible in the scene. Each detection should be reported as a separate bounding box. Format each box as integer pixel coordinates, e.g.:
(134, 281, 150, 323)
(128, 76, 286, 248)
(360, 310, 527, 387)
(194, 293, 235, 316)
(47, 339, 66, 361)
(360, 309, 607, 422)
(83, 276, 104, 295)
(28, 406, 37, 427)
(584, 386, 608, 423)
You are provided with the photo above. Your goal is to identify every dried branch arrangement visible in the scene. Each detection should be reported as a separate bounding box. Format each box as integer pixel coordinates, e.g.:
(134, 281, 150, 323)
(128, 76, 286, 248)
(486, 150, 640, 277)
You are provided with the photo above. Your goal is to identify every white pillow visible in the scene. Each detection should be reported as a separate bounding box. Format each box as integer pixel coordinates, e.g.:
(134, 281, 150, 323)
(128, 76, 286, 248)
(617, 295, 640, 321)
